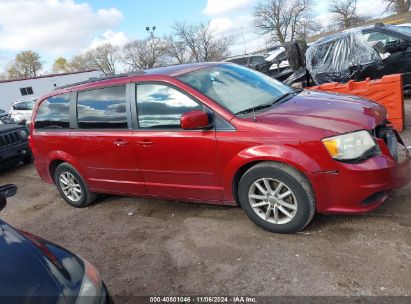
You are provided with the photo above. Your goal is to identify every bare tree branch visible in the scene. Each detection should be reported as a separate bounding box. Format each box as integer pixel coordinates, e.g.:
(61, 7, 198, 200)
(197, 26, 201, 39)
(383, 0, 410, 14)
(86, 43, 121, 75)
(253, 0, 314, 45)
(329, 0, 368, 29)
(172, 22, 230, 62)
(123, 38, 164, 70)
(162, 34, 191, 64)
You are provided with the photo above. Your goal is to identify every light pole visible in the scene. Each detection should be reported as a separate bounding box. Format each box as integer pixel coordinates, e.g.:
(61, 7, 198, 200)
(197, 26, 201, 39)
(241, 26, 247, 55)
(146, 26, 157, 68)
(146, 26, 156, 39)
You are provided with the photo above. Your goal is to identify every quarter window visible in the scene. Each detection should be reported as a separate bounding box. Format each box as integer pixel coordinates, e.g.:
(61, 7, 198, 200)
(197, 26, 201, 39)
(35, 94, 70, 129)
(136, 83, 202, 129)
(77, 86, 127, 129)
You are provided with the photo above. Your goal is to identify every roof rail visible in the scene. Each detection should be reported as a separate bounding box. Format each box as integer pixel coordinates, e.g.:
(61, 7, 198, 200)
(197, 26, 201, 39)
(54, 70, 145, 90)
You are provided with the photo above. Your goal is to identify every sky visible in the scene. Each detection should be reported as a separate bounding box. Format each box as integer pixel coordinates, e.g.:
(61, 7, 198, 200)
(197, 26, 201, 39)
(0, 0, 389, 73)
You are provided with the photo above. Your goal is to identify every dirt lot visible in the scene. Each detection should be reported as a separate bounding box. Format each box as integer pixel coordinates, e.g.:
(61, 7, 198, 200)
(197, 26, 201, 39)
(1, 101, 411, 299)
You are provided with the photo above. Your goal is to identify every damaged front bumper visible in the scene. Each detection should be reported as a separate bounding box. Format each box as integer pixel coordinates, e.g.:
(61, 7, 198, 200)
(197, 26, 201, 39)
(309, 129, 410, 214)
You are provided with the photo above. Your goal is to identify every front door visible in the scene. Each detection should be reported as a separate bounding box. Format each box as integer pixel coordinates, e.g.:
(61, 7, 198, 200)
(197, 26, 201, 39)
(131, 82, 222, 202)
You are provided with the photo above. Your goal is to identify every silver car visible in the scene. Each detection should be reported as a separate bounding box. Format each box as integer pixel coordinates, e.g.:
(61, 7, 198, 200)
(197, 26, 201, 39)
(9, 98, 36, 125)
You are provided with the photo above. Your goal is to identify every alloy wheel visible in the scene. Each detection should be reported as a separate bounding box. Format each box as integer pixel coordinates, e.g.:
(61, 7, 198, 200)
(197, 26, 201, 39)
(248, 178, 297, 224)
(59, 172, 82, 202)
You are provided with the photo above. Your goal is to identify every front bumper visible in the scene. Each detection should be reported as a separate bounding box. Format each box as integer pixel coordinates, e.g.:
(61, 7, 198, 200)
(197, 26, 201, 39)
(0, 142, 31, 163)
(309, 138, 410, 214)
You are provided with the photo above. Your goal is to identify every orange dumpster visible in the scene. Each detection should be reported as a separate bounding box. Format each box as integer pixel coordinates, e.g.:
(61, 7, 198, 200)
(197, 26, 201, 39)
(307, 74, 405, 131)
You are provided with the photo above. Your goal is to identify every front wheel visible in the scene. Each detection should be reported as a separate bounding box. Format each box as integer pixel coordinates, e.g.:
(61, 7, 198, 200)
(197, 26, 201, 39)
(54, 163, 96, 208)
(238, 162, 315, 233)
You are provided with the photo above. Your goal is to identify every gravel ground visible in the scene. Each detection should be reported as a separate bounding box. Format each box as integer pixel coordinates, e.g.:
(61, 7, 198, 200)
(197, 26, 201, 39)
(0, 100, 410, 299)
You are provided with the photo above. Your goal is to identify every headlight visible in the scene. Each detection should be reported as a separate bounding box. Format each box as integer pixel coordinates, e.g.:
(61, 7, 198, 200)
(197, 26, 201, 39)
(76, 257, 104, 304)
(19, 129, 28, 138)
(322, 130, 377, 161)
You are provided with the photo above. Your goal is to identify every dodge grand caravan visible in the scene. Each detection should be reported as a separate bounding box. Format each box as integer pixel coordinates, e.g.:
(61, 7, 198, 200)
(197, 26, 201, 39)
(30, 63, 411, 233)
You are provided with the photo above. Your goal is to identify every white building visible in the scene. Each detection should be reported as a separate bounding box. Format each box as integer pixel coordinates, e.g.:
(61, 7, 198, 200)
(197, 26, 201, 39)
(0, 70, 101, 111)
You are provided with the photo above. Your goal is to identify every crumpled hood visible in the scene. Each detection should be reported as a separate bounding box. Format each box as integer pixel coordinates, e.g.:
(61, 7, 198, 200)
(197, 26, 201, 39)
(256, 90, 387, 134)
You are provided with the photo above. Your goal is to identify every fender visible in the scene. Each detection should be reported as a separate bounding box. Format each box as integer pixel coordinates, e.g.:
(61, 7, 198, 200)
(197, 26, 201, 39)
(46, 150, 86, 182)
(221, 144, 322, 201)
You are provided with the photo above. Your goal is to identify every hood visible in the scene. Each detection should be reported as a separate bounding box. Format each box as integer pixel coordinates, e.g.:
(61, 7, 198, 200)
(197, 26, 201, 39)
(0, 220, 84, 302)
(256, 90, 386, 134)
(0, 124, 24, 132)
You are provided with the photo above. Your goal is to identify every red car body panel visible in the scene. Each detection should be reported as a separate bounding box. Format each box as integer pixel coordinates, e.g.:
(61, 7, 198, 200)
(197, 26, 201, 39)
(30, 63, 411, 213)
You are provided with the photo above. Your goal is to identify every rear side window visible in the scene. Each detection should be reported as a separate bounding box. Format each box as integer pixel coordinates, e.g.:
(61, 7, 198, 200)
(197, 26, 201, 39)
(35, 94, 70, 129)
(77, 86, 127, 129)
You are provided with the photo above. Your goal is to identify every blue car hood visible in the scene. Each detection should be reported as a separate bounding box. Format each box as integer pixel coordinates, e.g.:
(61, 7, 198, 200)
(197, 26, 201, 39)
(0, 220, 84, 303)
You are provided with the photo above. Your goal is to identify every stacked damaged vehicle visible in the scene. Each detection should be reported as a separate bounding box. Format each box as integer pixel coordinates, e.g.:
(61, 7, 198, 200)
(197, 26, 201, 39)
(284, 24, 411, 95)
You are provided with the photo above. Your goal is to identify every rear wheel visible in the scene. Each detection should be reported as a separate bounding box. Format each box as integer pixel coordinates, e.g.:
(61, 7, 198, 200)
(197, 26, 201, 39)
(238, 162, 315, 233)
(54, 163, 96, 208)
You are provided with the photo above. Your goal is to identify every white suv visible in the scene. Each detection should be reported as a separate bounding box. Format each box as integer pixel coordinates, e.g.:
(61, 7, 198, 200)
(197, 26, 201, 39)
(9, 99, 36, 125)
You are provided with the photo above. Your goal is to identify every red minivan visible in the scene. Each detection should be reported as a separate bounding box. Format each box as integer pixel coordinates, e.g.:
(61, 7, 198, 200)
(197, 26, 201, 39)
(30, 63, 411, 233)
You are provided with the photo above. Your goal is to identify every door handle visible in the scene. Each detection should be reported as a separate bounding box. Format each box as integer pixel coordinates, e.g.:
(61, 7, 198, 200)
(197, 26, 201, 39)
(113, 139, 129, 147)
(137, 140, 154, 146)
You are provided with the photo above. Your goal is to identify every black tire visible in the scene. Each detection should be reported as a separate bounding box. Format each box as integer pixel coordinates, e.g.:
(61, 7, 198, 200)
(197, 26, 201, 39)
(54, 162, 96, 208)
(295, 39, 308, 67)
(238, 162, 315, 233)
(23, 154, 33, 164)
(284, 41, 301, 71)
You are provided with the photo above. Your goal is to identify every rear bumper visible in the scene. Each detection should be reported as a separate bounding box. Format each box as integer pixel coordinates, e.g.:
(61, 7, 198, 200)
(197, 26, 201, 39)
(309, 140, 410, 214)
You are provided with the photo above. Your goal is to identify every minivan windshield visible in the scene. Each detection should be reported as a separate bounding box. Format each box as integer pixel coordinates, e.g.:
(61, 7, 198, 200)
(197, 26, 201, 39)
(178, 64, 294, 115)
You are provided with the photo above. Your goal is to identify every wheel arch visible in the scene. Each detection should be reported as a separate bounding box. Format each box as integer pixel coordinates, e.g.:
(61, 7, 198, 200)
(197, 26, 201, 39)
(224, 145, 321, 204)
(47, 150, 83, 183)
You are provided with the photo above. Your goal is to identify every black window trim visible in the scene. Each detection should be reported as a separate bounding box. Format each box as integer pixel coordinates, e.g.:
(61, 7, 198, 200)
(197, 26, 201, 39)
(132, 80, 214, 132)
(72, 83, 132, 131)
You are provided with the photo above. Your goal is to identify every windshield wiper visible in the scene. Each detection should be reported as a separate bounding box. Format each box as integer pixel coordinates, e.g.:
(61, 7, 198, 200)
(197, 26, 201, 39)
(271, 91, 299, 105)
(235, 91, 300, 116)
(235, 103, 273, 115)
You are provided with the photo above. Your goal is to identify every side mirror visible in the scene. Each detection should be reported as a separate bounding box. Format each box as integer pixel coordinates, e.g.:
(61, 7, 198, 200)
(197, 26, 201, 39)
(18, 119, 27, 126)
(180, 110, 212, 130)
(0, 184, 17, 212)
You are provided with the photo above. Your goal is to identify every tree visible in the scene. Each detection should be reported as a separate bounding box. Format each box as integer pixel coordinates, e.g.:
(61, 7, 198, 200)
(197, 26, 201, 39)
(52, 57, 70, 73)
(6, 50, 42, 79)
(123, 38, 164, 70)
(253, 0, 313, 45)
(86, 43, 121, 75)
(329, 0, 367, 29)
(162, 34, 191, 64)
(173, 22, 230, 62)
(295, 19, 321, 39)
(68, 53, 95, 72)
(384, 0, 410, 14)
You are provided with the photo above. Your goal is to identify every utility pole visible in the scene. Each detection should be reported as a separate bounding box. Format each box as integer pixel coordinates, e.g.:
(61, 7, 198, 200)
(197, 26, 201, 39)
(241, 26, 247, 55)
